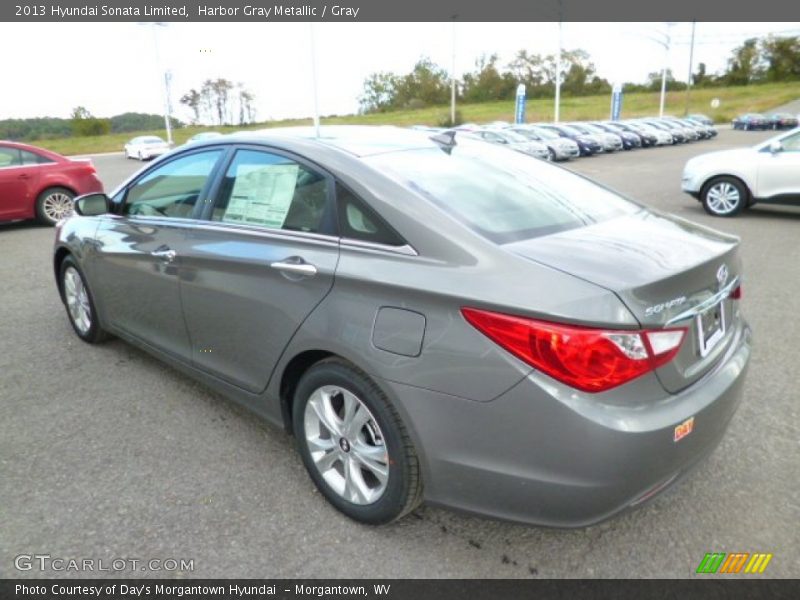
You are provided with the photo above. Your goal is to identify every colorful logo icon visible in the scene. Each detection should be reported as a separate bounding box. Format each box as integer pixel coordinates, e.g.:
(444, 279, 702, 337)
(696, 552, 773, 574)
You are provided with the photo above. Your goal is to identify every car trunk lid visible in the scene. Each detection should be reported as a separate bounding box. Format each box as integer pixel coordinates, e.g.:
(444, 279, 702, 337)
(505, 211, 742, 393)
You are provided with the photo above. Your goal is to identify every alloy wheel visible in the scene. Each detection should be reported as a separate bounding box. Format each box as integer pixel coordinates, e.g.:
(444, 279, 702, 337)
(303, 385, 389, 505)
(706, 182, 741, 215)
(42, 192, 74, 221)
(63, 266, 92, 334)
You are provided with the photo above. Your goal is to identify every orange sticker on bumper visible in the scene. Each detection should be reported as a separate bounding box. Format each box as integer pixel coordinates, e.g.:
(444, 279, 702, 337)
(674, 416, 695, 442)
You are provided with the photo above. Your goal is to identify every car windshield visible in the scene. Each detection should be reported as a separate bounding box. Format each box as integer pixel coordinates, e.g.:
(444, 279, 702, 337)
(531, 127, 560, 140)
(554, 125, 583, 136)
(510, 129, 541, 141)
(366, 141, 640, 244)
(568, 124, 591, 134)
(144, 137, 164, 144)
(579, 124, 605, 134)
(495, 131, 529, 144)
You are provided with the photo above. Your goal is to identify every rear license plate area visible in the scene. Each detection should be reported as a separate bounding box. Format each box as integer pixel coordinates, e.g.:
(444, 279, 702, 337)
(696, 300, 726, 357)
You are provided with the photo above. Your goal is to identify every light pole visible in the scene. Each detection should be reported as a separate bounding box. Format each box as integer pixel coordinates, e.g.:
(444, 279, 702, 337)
(555, 20, 562, 122)
(140, 22, 173, 145)
(554, 2, 563, 123)
(309, 23, 320, 137)
(684, 21, 697, 116)
(450, 15, 457, 125)
(639, 23, 673, 118)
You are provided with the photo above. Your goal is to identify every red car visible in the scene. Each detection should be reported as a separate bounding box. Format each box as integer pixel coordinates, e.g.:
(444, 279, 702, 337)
(0, 141, 104, 225)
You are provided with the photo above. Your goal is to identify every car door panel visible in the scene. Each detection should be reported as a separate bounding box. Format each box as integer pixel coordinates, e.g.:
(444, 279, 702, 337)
(757, 136, 800, 199)
(92, 217, 194, 360)
(180, 226, 339, 393)
(177, 146, 340, 393)
(0, 145, 38, 218)
(88, 148, 226, 360)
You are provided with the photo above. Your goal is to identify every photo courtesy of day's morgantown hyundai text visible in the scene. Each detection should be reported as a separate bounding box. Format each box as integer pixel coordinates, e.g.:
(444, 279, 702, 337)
(53, 126, 751, 526)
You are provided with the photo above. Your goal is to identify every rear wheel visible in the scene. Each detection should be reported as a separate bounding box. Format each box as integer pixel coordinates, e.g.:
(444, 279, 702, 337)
(701, 177, 747, 217)
(36, 187, 75, 225)
(293, 358, 422, 524)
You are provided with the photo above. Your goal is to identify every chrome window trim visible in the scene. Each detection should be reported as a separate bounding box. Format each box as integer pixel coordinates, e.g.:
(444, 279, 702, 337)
(666, 277, 740, 326)
(185, 220, 341, 247)
(340, 238, 418, 256)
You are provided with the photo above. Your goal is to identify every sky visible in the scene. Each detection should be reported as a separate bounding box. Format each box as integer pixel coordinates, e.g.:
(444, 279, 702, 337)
(1, 22, 798, 123)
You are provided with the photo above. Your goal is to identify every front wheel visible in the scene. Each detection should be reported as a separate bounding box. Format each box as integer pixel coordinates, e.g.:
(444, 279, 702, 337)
(59, 256, 110, 343)
(36, 187, 75, 225)
(701, 177, 747, 217)
(547, 148, 556, 162)
(293, 359, 422, 524)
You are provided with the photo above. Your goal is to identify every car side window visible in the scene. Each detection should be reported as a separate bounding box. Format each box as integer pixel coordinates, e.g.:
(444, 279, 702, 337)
(336, 184, 406, 247)
(781, 131, 800, 152)
(211, 149, 332, 234)
(20, 150, 51, 165)
(0, 147, 21, 168)
(124, 150, 223, 218)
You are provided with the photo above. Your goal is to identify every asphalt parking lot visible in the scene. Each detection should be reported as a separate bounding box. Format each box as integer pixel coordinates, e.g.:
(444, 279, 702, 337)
(1, 128, 798, 579)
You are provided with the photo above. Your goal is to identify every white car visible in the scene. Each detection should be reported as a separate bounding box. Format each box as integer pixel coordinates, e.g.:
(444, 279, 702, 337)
(464, 128, 551, 161)
(510, 125, 581, 161)
(124, 136, 171, 161)
(682, 128, 800, 216)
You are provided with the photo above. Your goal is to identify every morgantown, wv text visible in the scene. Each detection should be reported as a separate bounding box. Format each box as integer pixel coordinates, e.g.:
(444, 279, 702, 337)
(16, 583, 392, 598)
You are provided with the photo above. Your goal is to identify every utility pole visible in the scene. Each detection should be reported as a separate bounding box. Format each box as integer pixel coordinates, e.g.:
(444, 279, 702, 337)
(309, 23, 320, 137)
(450, 15, 457, 125)
(658, 23, 673, 118)
(142, 22, 173, 145)
(554, 2, 563, 122)
(684, 21, 697, 116)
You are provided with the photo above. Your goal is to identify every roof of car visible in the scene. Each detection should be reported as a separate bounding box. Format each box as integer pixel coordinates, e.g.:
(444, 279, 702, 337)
(225, 126, 440, 157)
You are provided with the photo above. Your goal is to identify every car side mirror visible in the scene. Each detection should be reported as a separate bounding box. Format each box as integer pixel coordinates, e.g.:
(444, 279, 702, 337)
(769, 141, 783, 154)
(74, 193, 110, 216)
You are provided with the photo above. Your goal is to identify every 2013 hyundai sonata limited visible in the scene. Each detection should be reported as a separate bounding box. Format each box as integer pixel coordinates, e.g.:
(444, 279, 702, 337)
(54, 126, 751, 527)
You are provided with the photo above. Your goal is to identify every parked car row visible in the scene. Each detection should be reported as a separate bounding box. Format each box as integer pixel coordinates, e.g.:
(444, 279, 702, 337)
(421, 116, 719, 162)
(732, 112, 799, 131)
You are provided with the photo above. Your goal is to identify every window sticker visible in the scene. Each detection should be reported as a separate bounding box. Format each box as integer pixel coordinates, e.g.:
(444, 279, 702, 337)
(224, 163, 299, 228)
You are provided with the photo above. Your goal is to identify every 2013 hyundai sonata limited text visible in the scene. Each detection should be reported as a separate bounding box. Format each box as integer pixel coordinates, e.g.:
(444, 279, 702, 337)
(54, 127, 751, 527)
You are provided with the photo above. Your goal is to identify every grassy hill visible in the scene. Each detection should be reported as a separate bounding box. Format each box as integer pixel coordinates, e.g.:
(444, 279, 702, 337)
(27, 82, 800, 156)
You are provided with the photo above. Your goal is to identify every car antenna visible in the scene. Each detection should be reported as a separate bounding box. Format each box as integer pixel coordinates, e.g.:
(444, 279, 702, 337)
(430, 130, 457, 154)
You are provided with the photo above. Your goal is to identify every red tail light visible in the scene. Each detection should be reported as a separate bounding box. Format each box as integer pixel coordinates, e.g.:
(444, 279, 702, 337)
(730, 285, 742, 300)
(461, 308, 686, 393)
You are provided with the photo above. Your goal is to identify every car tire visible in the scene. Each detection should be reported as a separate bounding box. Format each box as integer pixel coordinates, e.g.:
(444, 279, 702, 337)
(547, 148, 556, 162)
(137, 151, 143, 161)
(293, 358, 423, 525)
(701, 176, 748, 217)
(36, 187, 75, 226)
(59, 255, 110, 343)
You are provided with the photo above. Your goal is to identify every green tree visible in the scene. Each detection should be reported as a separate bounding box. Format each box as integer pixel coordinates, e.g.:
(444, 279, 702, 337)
(760, 35, 800, 82)
(725, 38, 764, 85)
(358, 71, 398, 113)
(393, 57, 451, 108)
(70, 106, 111, 137)
(461, 54, 517, 102)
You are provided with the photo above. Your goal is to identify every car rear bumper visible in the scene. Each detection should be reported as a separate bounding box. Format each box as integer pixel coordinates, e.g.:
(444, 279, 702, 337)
(385, 318, 751, 527)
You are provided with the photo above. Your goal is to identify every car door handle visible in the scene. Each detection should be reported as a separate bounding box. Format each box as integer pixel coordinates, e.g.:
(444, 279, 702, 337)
(18, 173, 30, 179)
(151, 248, 177, 262)
(270, 259, 317, 277)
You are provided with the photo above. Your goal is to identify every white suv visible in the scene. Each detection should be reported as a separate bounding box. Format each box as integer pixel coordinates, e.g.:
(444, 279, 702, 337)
(682, 128, 800, 216)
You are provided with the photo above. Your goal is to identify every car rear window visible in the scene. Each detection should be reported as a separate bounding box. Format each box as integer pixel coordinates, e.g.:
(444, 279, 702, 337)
(366, 141, 640, 244)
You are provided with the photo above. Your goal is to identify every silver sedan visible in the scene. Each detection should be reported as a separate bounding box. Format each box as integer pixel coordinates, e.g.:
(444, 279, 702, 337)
(54, 126, 751, 526)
